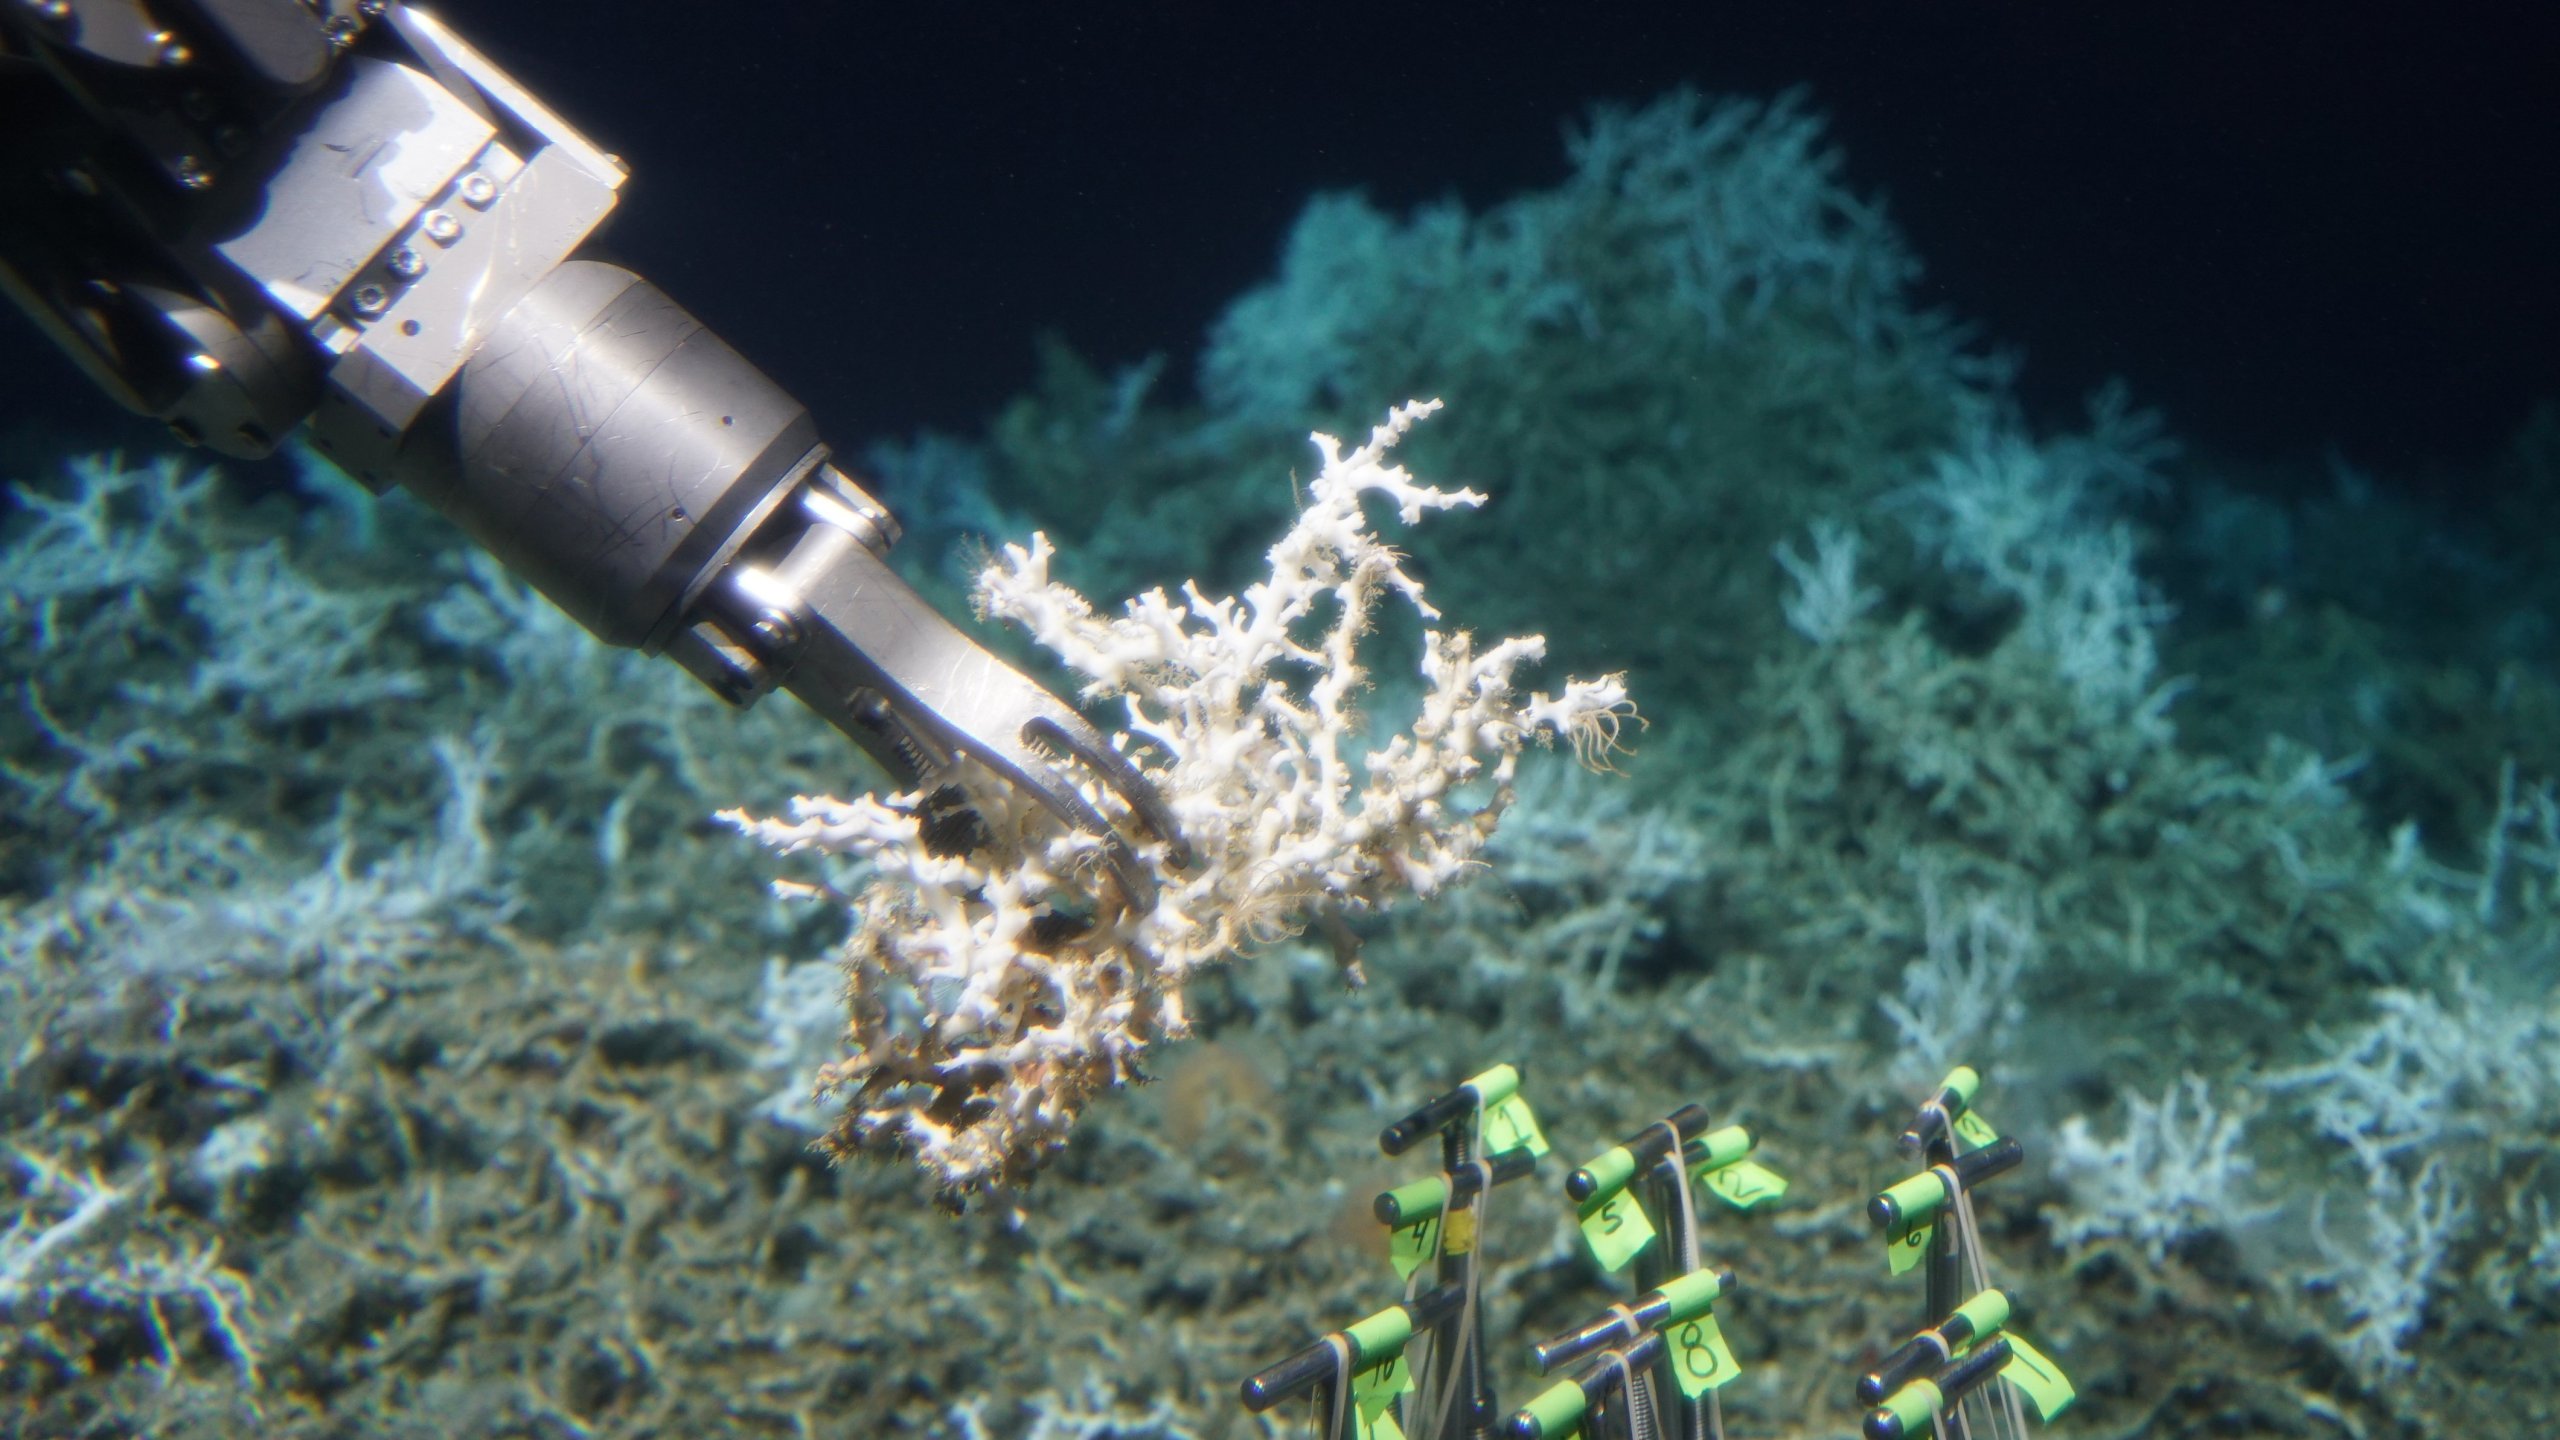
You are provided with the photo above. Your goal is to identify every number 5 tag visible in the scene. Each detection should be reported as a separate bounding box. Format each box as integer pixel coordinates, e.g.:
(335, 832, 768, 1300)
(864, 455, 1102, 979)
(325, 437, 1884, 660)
(1577, 1191, 1656, 1272)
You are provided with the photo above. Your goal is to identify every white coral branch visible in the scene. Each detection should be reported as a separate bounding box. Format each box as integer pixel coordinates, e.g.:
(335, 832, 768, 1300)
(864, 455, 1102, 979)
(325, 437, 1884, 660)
(727, 400, 1633, 1189)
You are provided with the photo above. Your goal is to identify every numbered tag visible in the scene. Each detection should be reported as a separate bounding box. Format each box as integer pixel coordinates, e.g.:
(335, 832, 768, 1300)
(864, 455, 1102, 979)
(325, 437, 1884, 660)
(1577, 1190, 1656, 1272)
(1952, 1109, 1999, 1150)
(1387, 1213, 1442, 1281)
(1666, 1314, 1742, 1399)
(1700, 1159, 1789, 1211)
(1998, 1333, 2075, 1420)
(1885, 1218, 1933, 1275)
(1485, 1093, 1551, 1158)
(1355, 1408, 1407, 1440)
(1353, 1352, 1416, 1421)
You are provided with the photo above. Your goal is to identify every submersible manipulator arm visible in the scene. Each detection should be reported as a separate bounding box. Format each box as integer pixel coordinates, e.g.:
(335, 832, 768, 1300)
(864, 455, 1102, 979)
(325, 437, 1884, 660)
(0, 0, 1179, 894)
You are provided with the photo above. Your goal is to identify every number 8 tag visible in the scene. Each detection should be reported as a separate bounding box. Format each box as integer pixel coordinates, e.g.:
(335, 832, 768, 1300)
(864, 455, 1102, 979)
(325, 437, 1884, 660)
(1668, 1315, 1741, 1399)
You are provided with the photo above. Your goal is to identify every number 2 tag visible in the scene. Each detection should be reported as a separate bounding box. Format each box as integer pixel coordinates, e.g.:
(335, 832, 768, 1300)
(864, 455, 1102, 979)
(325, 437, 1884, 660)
(1700, 1159, 1789, 1211)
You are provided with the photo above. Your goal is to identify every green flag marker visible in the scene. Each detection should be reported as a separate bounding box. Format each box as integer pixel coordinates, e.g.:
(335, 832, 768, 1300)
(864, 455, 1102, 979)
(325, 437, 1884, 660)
(1345, 1305, 1417, 1365)
(1874, 1377, 1942, 1440)
(1702, 1160, 1788, 1210)
(1874, 1169, 1949, 1275)
(1998, 1333, 2075, 1419)
(1950, 1288, 2011, 1339)
(1464, 1063, 1521, 1108)
(1666, 1313, 1742, 1398)
(1486, 1091, 1551, 1158)
(1577, 1144, 1639, 1203)
(1953, 1108, 1999, 1149)
(1686, 1125, 1789, 1210)
(1355, 1403, 1407, 1440)
(1577, 1189, 1656, 1272)
(1387, 1213, 1441, 1281)
(1379, 1177, 1448, 1280)
(1514, 1377, 1589, 1440)
(1688, 1125, 1753, 1173)
(1352, 1348, 1416, 1419)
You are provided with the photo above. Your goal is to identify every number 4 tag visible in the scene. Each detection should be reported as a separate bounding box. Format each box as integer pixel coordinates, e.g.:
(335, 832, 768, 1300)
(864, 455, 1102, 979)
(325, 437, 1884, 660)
(1387, 1213, 1441, 1281)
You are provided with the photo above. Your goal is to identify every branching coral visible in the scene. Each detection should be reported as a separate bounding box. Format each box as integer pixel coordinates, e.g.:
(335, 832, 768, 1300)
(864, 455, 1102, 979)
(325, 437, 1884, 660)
(728, 401, 1632, 1191)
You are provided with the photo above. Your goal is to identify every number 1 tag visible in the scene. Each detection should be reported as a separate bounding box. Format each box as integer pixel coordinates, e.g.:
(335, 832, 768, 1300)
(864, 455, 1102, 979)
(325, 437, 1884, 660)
(1485, 1093, 1551, 1158)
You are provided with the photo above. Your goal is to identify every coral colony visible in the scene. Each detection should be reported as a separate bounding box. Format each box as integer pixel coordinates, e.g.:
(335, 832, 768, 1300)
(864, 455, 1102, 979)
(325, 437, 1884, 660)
(727, 401, 1634, 1190)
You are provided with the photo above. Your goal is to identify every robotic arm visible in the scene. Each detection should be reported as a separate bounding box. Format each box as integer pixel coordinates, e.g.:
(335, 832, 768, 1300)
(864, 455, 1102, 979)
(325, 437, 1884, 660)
(0, 0, 1177, 896)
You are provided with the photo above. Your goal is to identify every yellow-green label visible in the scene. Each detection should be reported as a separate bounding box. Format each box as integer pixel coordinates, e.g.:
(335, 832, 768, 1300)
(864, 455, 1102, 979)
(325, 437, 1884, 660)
(1701, 1159, 1788, 1211)
(1667, 1313, 1742, 1398)
(1355, 1408, 1406, 1440)
(1998, 1333, 2075, 1420)
(1518, 1377, 1588, 1440)
(1354, 1350, 1416, 1420)
(1886, 1219, 1933, 1275)
(1388, 1213, 1441, 1280)
(1465, 1063, 1521, 1109)
(1953, 1109, 1999, 1149)
(1443, 1205, 1478, 1256)
(1577, 1190, 1656, 1272)
(1485, 1093, 1551, 1158)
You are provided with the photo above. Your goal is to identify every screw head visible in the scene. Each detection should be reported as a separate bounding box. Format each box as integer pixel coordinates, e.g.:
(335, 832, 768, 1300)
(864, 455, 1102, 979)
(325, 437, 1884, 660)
(349, 283, 391, 318)
(421, 210, 462, 245)
(749, 611, 801, 652)
(386, 246, 425, 280)
(458, 172, 498, 208)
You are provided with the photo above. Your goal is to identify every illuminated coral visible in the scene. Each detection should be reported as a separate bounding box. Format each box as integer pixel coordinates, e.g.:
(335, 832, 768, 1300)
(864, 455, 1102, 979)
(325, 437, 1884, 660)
(728, 400, 1631, 1190)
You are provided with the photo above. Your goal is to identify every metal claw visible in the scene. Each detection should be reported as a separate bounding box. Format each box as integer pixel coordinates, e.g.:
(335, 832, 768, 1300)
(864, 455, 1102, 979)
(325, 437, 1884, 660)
(719, 470, 1184, 908)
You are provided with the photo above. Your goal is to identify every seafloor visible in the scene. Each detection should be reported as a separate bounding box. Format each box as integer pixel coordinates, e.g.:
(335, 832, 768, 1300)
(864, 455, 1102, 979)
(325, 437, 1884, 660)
(6, 86, 2559, 1440)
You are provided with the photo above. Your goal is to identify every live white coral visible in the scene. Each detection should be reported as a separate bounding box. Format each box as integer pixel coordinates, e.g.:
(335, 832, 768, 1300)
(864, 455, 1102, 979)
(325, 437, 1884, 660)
(728, 400, 1632, 1190)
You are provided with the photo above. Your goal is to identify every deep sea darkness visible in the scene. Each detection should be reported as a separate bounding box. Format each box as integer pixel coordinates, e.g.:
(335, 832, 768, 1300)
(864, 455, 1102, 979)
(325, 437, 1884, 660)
(5, 2, 2556, 503)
